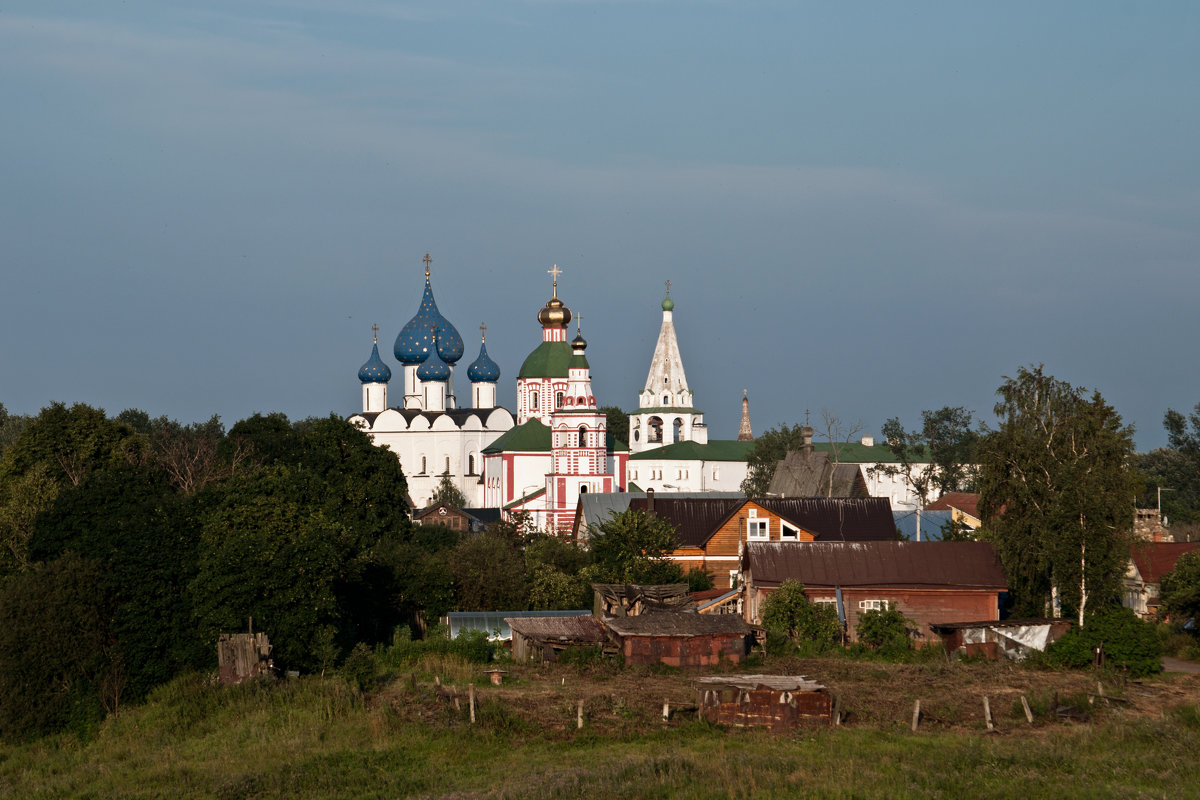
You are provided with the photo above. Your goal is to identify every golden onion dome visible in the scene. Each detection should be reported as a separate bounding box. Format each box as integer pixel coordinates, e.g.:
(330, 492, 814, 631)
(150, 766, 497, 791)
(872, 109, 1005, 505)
(537, 295, 572, 328)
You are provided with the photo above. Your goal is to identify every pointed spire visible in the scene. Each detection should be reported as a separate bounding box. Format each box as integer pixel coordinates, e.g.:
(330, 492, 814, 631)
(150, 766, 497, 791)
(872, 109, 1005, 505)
(737, 390, 754, 441)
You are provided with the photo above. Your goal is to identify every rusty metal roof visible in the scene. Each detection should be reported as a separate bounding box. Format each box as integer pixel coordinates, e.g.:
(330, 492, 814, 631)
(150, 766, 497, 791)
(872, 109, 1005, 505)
(1130, 541, 1200, 583)
(629, 496, 896, 547)
(504, 615, 607, 643)
(693, 674, 826, 692)
(604, 611, 752, 638)
(743, 540, 1007, 590)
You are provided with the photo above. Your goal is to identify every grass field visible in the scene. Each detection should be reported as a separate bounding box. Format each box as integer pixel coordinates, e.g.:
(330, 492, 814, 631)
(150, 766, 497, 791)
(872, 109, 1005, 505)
(2, 655, 1199, 799)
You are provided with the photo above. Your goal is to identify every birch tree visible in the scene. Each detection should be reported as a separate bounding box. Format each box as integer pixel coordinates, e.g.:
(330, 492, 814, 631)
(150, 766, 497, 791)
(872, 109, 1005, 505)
(977, 366, 1138, 625)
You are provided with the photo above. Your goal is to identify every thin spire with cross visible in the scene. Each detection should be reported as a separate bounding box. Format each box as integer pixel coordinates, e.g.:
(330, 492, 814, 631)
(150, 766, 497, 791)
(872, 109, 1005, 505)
(548, 264, 562, 296)
(423, 252, 432, 279)
(371, 323, 379, 344)
(665, 279, 671, 296)
(480, 321, 487, 343)
(576, 313, 583, 336)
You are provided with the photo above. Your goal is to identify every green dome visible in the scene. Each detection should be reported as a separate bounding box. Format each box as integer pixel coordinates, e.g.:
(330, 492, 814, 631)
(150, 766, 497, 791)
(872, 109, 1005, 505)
(518, 341, 574, 379)
(662, 296, 675, 312)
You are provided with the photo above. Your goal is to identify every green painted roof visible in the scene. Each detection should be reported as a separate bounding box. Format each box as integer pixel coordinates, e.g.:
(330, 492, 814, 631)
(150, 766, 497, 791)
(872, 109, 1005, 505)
(518, 341, 574, 379)
(633, 406, 703, 415)
(630, 439, 756, 462)
(503, 486, 546, 510)
(810, 441, 897, 464)
(482, 418, 552, 453)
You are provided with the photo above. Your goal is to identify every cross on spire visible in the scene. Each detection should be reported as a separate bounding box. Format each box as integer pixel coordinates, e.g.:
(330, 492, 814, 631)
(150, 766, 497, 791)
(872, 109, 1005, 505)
(548, 264, 562, 296)
(423, 252, 432, 278)
(665, 279, 672, 296)
(577, 313, 584, 336)
(371, 323, 379, 344)
(480, 321, 487, 342)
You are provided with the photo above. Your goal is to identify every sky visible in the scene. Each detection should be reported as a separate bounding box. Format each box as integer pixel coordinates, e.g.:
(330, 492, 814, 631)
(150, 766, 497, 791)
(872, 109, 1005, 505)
(1, 1, 1197, 451)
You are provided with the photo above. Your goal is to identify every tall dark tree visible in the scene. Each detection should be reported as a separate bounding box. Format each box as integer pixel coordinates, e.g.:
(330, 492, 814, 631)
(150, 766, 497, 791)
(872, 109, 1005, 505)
(977, 366, 1139, 624)
(600, 406, 629, 447)
(450, 533, 527, 611)
(1134, 403, 1200, 527)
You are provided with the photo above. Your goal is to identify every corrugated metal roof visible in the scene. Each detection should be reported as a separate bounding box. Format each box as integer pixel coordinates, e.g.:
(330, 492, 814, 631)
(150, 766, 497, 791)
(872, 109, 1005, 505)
(574, 491, 745, 541)
(1130, 541, 1200, 583)
(693, 674, 825, 692)
(925, 492, 981, 519)
(604, 611, 752, 637)
(743, 540, 1007, 590)
(629, 496, 896, 547)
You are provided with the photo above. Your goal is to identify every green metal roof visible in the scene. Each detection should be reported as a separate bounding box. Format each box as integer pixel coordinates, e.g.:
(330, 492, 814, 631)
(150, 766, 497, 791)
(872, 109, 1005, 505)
(503, 486, 546, 510)
(482, 418, 552, 453)
(809, 441, 897, 464)
(518, 341, 575, 379)
(629, 439, 756, 462)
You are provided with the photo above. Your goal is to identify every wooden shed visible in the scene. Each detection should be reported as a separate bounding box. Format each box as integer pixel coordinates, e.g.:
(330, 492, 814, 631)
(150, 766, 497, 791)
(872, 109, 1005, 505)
(506, 615, 610, 663)
(217, 632, 273, 686)
(604, 612, 752, 667)
(694, 674, 831, 731)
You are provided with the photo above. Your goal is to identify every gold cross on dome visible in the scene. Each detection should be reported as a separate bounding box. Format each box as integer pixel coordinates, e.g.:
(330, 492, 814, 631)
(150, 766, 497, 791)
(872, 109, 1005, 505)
(371, 323, 379, 344)
(665, 279, 671, 295)
(423, 252, 432, 278)
(480, 321, 487, 342)
(548, 264, 563, 294)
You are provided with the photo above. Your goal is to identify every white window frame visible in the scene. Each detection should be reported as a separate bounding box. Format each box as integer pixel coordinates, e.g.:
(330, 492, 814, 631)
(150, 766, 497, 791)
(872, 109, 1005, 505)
(747, 518, 769, 540)
(858, 599, 891, 612)
(781, 521, 801, 540)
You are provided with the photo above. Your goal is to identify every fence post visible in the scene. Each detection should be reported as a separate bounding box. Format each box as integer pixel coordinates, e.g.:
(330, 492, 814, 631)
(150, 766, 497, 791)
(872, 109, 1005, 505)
(983, 696, 993, 731)
(469, 683, 476, 724)
(911, 699, 921, 732)
(577, 699, 585, 729)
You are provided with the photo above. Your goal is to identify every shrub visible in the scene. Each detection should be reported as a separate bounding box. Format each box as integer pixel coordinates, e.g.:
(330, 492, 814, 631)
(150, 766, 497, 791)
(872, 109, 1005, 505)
(342, 643, 377, 692)
(1043, 606, 1161, 677)
(759, 580, 842, 652)
(856, 608, 912, 656)
(379, 626, 495, 668)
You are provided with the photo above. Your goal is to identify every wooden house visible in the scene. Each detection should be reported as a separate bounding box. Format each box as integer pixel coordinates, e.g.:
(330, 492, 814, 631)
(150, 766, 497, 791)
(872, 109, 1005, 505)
(740, 540, 1008, 646)
(626, 495, 897, 586)
(1124, 541, 1200, 619)
(604, 612, 752, 667)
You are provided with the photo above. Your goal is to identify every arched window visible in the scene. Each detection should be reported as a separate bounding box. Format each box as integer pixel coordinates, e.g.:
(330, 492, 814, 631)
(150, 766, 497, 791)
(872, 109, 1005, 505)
(648, 416, 663, 443)
(578, 396, 586, 406)
(673, 418, 684, 443)
(468, 454, 476, 475)
(420, 455, 427, 474)
(578, 426, 587, 447)
(444, 456, 450, 475)
(556, 391, 564, 408)
(580, 485, 588, 494)
(531, 391, 539, 410)
(663, 395, 670, 405)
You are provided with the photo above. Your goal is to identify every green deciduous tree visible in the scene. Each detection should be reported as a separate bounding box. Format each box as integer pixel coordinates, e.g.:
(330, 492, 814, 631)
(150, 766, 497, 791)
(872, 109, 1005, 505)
(759, 580, 841, 650)
(450, 533, 527, 611)
(585, 508, 684, 585)
(977, 366, 1139, 625)
(874, 406, 978, 508)
(431, 473, 467, 509)
(600, 406, 629, 446)
(856, 607, 912, 654)
(1161, 551, 1200, 622)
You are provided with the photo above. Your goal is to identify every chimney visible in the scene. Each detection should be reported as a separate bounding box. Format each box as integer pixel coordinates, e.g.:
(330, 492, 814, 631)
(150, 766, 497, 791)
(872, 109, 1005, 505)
(646, 487, 655, 513)
(801, 425, 814, 453)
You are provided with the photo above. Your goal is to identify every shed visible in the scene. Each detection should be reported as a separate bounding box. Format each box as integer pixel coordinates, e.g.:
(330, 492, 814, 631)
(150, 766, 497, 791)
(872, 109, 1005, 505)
(592, 583, 693, 617)
(217, 632, 273, 686)
(604, 611, 752, 667)
(694, 674, 831, 730)
(506, 615, 610, 662)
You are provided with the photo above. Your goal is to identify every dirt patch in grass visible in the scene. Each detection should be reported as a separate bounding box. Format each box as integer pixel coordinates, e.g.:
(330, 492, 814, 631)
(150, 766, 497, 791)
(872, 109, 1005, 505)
(374, 655, 1200, 739)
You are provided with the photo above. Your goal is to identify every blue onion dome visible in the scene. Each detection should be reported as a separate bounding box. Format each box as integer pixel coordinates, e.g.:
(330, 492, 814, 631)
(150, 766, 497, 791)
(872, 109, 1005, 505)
(416, 329, 452, 382)
(358, 335, 392, 384)
(394, 267, 465, 365)
(467, 339, 501, 383)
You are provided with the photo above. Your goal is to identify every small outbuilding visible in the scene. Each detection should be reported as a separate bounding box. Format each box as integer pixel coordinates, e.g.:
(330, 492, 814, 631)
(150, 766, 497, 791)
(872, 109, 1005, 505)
(604, 611, 752, 667)
(694, 674, 831, 730)
(506, 615, 610, 663)
(928, 619, 1072, 661)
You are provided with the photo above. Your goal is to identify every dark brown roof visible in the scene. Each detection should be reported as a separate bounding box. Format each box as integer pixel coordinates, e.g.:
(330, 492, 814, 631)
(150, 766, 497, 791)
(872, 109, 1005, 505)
(743, 541, 1008, 590)
(628, 497, 896, 547)
(1130, 541, 1200, 583)
(604, 611, 752, 638)
(505, 615, 607, 643)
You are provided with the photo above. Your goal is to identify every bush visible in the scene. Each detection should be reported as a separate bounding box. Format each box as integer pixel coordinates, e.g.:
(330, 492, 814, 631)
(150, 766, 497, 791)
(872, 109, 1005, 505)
(759, 580, 842, 652)
(1043, 607, 1161, 677)
(379, 626, 495, 668)
(341, 643, 377, 692)
(855, 608, 913, 656)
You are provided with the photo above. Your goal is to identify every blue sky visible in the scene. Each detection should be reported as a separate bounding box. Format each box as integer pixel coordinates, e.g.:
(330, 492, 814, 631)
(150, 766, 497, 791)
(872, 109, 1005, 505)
(1, 1, 1197, 449)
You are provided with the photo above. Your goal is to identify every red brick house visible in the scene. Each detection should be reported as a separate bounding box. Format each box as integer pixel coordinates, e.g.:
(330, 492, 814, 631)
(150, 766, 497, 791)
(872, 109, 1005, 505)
(740, 541, 1008, 646)
(627, 495, 897, 586)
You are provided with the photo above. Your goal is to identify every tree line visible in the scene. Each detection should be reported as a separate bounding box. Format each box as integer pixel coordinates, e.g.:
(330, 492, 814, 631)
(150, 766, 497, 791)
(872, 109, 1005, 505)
(0, 402, 697, 742)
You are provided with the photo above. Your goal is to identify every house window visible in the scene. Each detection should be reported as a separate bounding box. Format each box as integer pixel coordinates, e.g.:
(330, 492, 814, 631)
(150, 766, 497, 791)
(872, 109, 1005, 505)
(556, 392, 564, 408)
(813, 598, 838, 609)
(729, 570, 740, 589)
(532, 391, 539, 410)
(858, 599, 891, 612)
(747, 519, 769, 540)
(781, 522, 800, 540)
(713, 468, 720, 481)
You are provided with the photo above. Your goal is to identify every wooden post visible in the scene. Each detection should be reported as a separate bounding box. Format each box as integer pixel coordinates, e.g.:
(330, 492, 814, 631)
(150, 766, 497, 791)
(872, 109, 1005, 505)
(577, 699, 585, 729)
(468, 683, 476, 724)
(662, 699, 670, 722)
(983, 696, 994, 731)
(833, 694, 842, 726)
(911, 700, 921, 732)
(434, 675, 441, 687)
(1021, 695, 1034, 724)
